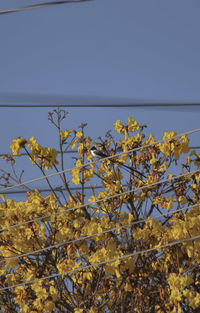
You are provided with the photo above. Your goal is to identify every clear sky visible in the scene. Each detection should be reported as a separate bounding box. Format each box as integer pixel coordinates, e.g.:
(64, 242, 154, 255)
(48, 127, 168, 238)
(0, 0, 200, 197)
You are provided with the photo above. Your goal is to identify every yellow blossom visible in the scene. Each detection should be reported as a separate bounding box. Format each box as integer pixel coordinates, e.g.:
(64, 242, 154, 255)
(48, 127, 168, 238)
(10, 137, 27, 156)
(113, 119, 124, 133)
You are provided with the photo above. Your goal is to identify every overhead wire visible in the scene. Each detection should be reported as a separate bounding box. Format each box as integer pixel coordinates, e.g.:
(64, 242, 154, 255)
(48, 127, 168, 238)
(0, 202, 199, 264)
(0, 130, 199, 289)
(0, 185, 103, 195)
(0, 0, 199, 292)
(0, 129, 198, 255)
(0, 146, 199, 159)
(0, 127, 200, 193)
(0, 103, 200, 108)
(0, 169, 199, 231)
(189, 146, 200, 150)
(0, 143, 199, 196)
(1, 232, 200, 291)
(0, 0, 92, 15)
(0, 150, 77, 157)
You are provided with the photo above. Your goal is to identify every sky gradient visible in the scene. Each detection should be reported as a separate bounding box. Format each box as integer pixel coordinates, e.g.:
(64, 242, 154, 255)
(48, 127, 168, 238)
(0, 0, 200, 197)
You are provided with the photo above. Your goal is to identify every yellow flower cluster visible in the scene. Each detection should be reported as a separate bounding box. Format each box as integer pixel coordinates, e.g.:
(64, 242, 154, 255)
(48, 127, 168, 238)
(127, 117, 140, 132)
(113, 119, 124, 134)
(10, 137, 27, 156)
(113, 118, 140, 134)
(10, 136, 59, 170)
(168, 272, 200, 309)
(27, 136, 58, 170)
(59, 129, 72, 139)
(153, 196, 175, 210)
(159, 132, 189, 159)
(3, 117, 200, 312)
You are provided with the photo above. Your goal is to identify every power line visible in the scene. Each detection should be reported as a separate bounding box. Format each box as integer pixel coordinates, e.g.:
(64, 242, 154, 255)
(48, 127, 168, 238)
(0, 0, 92, 15)
(1, 232, 200, 291)
(0, 172, 197, 195)
(0, 103, 200, 108)
(0, 170, 199, 235)
(0, 150, 77, 157)
(0, 146, 199, 159)
(0, 202, 199, 264)
(189, 146, 200, 150)
(0, 127, 200, 193)
(0, 93, 200, 108)
(0, 185, 103, 195)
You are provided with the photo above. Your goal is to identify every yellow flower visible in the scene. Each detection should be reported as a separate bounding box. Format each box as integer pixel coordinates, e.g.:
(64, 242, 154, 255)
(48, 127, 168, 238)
(71, 168, 80, 185)
(178, 195, 187, 205)
(10, 137, 27, 156)
(168, 173, 174, 182)
(78, 143, 84, 156)
(88, 195, 97, 205)
(74, 309, 84, 313)
(44, 301, 55, 312)
(113, 119, 124, 133)
(0, 194, 5, 202)
(27, 136, 37, 147)
(88, 307, 98, 313)
(150, 154, 158, 164)
(127, 117, 140, 132)
(27, 137, 58, 169)
(60, 130, 72, 139)
(76, 131, 83, 138)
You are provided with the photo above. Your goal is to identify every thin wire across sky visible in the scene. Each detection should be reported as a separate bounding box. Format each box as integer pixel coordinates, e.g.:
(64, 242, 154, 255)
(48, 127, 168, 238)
(0, 103, 200, 108)
(0, 127, 199, 193)
(0, 0, 92, 15)
(1, 201, 199, 263)
(0, 169, 199, 233)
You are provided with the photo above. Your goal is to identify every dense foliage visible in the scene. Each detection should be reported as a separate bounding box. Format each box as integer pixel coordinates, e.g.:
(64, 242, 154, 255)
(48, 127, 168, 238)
(0, 110, 200, 313)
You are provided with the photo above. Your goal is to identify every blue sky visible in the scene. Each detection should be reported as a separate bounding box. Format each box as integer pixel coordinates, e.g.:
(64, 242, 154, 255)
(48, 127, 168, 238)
(0, 0, 200, 197)
(1, 0, 200, 100)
